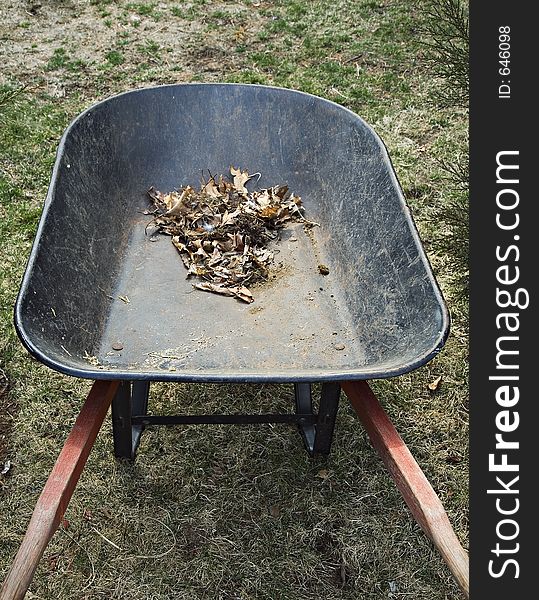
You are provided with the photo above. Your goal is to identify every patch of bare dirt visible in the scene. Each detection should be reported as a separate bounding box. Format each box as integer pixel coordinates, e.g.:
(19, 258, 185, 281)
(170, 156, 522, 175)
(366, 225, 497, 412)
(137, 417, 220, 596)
(0, 0, 269, 100)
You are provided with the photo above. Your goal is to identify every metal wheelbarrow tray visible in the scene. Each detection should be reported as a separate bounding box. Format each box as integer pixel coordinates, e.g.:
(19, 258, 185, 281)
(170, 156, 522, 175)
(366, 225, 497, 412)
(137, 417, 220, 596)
(14, 83, 448, 382)
(3, 85, 468, 599)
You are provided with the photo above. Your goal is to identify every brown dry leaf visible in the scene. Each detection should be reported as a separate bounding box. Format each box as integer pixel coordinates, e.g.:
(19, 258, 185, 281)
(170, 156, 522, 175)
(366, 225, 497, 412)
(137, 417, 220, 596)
(230, 166, 251, 195)
(147, 168, 307, 303)
(194, 282, 253, 304)
(255, 189, 272, 208)
(147, 186, 165, 204)
(221, 209, 240, 227)
(273, 184, 289, 199)
(194, 282, 235, 297)
(235, 26, 246, 41)
(202, 177, 221, 198)
(163, 193, 175, 211)
(446, 452, 462, 464)
(428, 375, 442, 391)
(290, 193, 302, 207)
(234, 286, 254, 303)
(259, 206, 280, 220)
(188, 264, 209, 277)
(165, 187, 192, 216)
(317, 469, 329, 479)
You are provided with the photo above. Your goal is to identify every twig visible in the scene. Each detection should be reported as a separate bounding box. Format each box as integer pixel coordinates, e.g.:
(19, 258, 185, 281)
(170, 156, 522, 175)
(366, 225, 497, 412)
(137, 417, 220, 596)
(343, 53, 363, 64)
(91, 526, 122, 551)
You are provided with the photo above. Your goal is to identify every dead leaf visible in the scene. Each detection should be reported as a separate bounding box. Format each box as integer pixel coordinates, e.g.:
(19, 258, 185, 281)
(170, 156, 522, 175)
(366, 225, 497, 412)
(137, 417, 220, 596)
(255, 189, 272, 208)
(317, 469, 329, 479)
(165, 187, 192, 216)
(234, 286, 254, 303)
(83, 508, 94, 521)
(428, 375, 442, 391)
(269, 505, 281, 518)
(201, 178, 221, 198)
(259, 206, 280, 220)
(230, 166, 251, 195)
(269, 185, 288, 200)
(147, 169, 307, 303)
(446, 453, 462, 464)
(147, 186, 165, 204)
(194, 282, 254, 303)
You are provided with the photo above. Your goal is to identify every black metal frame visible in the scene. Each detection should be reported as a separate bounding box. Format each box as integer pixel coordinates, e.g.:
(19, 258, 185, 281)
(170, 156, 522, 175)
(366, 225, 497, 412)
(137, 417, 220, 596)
(111, 381, 341, 460)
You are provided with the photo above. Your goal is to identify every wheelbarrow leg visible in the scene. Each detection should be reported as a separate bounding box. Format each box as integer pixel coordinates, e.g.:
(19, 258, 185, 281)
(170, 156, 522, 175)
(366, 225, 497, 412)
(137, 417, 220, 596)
(295, 383, 315, 453)
(0, 380, 118, 600)
(294, 382, 340, 456)
(313, 382, 341, 455)
(341, 380, 469, 598)
(112, 381, 150, 460)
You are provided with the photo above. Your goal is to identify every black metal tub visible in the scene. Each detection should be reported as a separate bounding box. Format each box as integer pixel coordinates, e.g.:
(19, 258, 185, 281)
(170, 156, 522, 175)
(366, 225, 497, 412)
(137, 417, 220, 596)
(14, 83, 449, 383)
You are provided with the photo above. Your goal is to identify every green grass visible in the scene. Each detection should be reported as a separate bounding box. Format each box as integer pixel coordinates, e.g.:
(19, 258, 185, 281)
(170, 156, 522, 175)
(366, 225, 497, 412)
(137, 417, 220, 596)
(0, 1, 468, 598)
(105, 50, 125, 66)
(126, 1, 161, 18)
(46, 47, 87, 72)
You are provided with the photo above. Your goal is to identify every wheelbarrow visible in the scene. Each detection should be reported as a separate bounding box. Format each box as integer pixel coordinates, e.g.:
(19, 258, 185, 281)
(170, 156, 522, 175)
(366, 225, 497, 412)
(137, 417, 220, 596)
(2, 84, 468, 598)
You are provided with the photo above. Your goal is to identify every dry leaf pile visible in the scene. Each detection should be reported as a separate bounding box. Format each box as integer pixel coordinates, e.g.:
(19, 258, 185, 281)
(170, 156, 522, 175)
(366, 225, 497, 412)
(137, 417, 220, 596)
(147, 167, 311, 303)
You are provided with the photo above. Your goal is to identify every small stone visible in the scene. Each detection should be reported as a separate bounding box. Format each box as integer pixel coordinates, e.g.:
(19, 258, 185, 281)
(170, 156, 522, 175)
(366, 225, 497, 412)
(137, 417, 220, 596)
(112, 342, 124, 351)
(318, 264, 330, 275)
(334, 343, 345, 351)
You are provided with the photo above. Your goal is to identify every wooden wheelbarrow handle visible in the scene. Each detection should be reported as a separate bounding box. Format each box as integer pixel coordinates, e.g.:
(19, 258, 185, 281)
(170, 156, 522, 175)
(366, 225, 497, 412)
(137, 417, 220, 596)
(1, 380, 119, 600)
(341, 380, 469, 598)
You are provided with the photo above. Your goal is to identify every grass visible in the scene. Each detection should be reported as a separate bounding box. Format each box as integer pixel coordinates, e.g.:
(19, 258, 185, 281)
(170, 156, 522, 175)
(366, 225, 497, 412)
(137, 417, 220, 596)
(0, 1, 468, 598)
(105, 50, 125, 66)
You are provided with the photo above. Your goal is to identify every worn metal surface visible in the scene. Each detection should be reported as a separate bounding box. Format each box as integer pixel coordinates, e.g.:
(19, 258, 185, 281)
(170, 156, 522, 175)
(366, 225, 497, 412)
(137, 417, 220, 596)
(14, 83, 449, 382)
